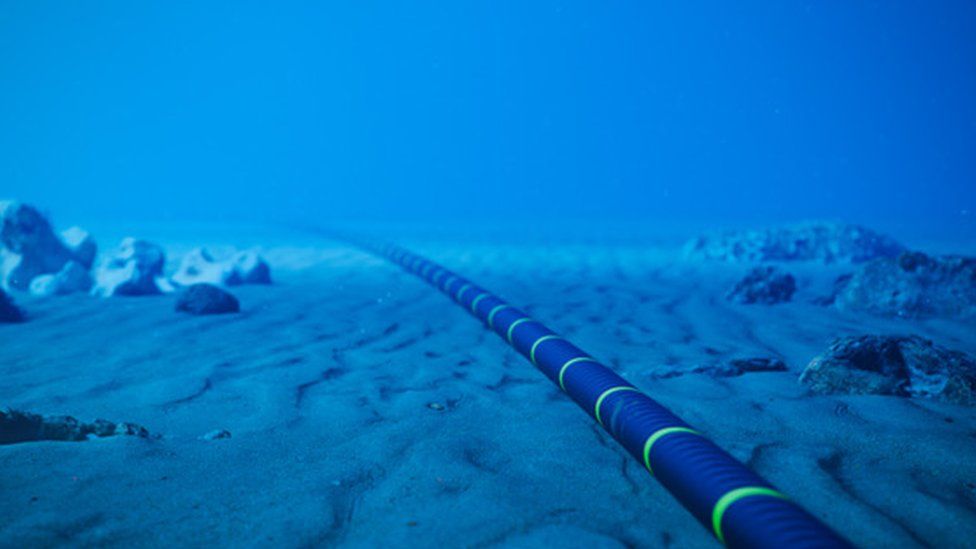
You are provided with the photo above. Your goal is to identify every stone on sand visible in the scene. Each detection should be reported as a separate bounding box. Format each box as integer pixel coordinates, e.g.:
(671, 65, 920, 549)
(60, 226, 97, 269)
(650, 357, 787, 379)
(800, 335, 976, 406)
(29, 260, 93, 297)
(172, 248, 271, 287)
(0, 408, 151, 445)
(0, 201, 79, 290)
(685, 222, 904, 264)
(833, 251, 976, 319)
(726, 266, 796, 304)
(0, 288, 24, 323)
(175, 283, 240, 315)
(92, 238, 171, 297)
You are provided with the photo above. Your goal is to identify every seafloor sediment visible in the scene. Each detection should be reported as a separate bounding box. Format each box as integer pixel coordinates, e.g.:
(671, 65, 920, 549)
(1, 226, 975, 547)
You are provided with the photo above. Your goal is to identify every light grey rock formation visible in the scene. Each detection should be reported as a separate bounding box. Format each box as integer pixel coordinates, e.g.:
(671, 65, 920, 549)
(800, 335, 976, 406)
(172, 247, 271, 287)
(685, 222, 904, 264)
(92, 238, 171, 297)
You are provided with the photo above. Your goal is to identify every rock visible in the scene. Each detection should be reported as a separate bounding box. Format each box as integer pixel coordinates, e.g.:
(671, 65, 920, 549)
(172, 248, 271, 287)
(29, 260, 92, 296)
(649, 357, 788, 379)
(92, 238, 170, 297)
(201, 429, 232, 440)
(0, 288, 24, 323)
(175, 283, 240, 315)
(0, 202, 75, 290)
(226, 250, 271, 285)
(0, 408, 152, 445)
(727, 266, 796, 304)
(800, 335, 976, 406)
(685, 222, 904, 264)
(834, 251, 976, 319)
(60, 226, 97, 269)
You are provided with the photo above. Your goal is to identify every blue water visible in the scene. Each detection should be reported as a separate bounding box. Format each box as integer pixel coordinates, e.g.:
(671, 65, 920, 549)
(2, 2, 975, 240)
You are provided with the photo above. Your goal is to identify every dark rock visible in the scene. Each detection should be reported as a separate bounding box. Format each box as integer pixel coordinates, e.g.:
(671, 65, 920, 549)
(93, 238, 171, 297)
(201, 429, 232, 440)
(29, 260, 92, 296)
(685, 222, 904, 264)
(834, 251, 976, 319)
(650, 357, 788, 379)
(727, 266, 796, 304)
(0, 288, 24, 323)
(175, 283, 240, 315)
(800, 335, 976, 406)
(0, 408, 152, 445)
(227, 250, 271, 285)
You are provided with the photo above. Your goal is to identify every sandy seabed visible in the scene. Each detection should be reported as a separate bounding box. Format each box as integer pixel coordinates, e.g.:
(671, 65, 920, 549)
(1, 225, 975, 548)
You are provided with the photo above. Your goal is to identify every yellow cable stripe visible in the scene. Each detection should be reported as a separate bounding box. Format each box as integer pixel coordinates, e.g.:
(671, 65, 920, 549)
(470, 293, 488, 314)
(442, 275, 457, 291)
(487, 305, 512, 329)
(529, 335, 561, 365)
(594, 386, 640, 425)
(506, 318, 532, 344)
(558, 357, 595, 391)
(642, 427, 701, 475)
(456, 283, 472, 302)
(712, 487, 787, 544)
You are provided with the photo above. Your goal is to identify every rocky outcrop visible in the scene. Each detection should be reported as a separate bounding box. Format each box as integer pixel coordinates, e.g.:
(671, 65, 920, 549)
(685, 222, 904, 264)
(650, 357, 787, 380)
(60, 226, 97, 269)
(0, 202, 87, 290)
(29, 260, 93, 297)
(800, 335, 976, 406)
(92, 238, 172, 297)
(727, 266, 796, 304)
(175, 283, 240, 315)
(0, 288, 24, 323)
(172, 248, 271, 287)
(833, 251, 976, 319)
(0, 408, 151, 445)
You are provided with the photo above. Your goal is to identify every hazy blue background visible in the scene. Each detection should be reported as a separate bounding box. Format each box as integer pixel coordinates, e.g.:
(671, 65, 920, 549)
(2, 2, 974, 240)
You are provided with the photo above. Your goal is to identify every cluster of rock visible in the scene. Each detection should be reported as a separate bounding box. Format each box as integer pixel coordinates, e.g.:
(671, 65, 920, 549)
(0, 408, 152, 445)
(0, 201, 273, 318)
(726, 266, 796, 305)
(685, 222, 905, 264)
(800, 335, 976, 407)
(1, 201, 97, 295)
(830, 251, 976, 320)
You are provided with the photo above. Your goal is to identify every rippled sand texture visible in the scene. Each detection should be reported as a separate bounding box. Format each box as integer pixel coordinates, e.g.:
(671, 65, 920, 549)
(2, 229, 975, 547)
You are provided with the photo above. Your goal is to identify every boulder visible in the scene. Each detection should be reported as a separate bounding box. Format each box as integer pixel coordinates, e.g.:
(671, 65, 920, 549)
(29, 260, 93, 297)
(175, 283, 240, 315)
(0, 408, 151, 445)
(727, 266, 796, 304)
(834, 251, 976, 319)
(92, 238, 171, 297)
(0, 288, 24, 323)
(0, 202, 75, 290)
(172, 248, 271, 287)
(685, 222, 904, 264)
(799, 335, 976, 406)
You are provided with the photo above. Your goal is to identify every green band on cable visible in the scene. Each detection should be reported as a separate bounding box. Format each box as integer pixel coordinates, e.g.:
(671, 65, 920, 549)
(642, 427, 701, 475)
(558, 357, 595, 391)
(529, 335, 561, 365)
(470, 293, 488, 314)
(506, 318, 532, 344)
(442, 275, 457, 292)
(456, 283, 472, 302)
(712, 487, 787, 544)
(487, 305, 512, 329)
(594, 386, 640, 425)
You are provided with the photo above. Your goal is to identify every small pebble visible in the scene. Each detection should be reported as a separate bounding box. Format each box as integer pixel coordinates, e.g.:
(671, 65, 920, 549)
(427, 402, 445, 411)
(201, 429, 232, 440)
